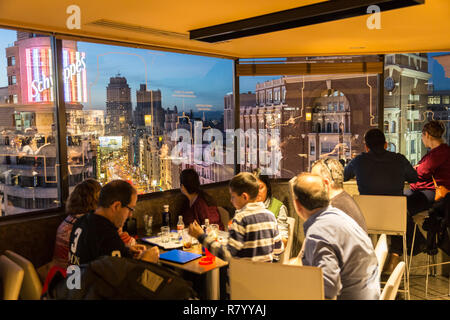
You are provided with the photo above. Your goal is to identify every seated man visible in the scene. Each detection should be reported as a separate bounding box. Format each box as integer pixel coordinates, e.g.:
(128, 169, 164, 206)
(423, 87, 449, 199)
(311, 158, 368, 233)
(69, 180, 159, 266)
(189, 172, 284, 262)
(291, 173, 380, 300)
(344, 128, 420, 272)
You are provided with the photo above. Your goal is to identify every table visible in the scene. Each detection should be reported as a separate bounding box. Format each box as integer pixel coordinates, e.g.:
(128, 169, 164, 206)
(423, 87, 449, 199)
(138, 229, 228, 300)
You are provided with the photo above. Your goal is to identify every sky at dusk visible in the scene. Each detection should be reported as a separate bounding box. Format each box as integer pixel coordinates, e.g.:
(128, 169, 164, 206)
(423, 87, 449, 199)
(0, 28, 449, 112)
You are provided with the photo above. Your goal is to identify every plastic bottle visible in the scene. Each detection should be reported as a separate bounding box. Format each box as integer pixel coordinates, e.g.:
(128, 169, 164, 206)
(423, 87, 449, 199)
(204, 218, 210, 234)
(177, 215, 184, 240)
(162, 205, 170, 227)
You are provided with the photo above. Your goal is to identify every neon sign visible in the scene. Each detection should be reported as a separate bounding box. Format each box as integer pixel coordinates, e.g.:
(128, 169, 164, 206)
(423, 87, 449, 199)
(26, 48, 87, 103)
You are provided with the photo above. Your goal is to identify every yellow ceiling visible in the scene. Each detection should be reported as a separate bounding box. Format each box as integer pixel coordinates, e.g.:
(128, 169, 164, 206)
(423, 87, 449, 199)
(0, 0, 449, 59)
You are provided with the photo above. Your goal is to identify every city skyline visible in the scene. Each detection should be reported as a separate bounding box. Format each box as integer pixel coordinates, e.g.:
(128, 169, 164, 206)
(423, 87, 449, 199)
(1, 28, 449, 113)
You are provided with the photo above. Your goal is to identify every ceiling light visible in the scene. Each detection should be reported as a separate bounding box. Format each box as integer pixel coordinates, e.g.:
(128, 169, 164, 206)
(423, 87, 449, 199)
(190, 0, 424, 43)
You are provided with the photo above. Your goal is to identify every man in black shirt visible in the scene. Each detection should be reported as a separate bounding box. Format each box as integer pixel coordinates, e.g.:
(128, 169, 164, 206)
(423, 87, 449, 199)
(311, 158, 368, 233)
(69, 180, 159, 266)
(343, 129, 420, 273)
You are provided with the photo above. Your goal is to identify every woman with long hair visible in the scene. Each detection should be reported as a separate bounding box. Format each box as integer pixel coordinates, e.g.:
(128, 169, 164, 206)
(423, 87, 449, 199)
(52, 179, 102, 269)
(180, 168, 224, 230)
(252, 169, 289, 242)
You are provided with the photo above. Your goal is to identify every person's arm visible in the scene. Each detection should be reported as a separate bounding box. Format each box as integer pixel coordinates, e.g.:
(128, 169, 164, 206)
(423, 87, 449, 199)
(190, 220, 245, 261)
(302, 235, 341, 300)
(403, 156, 418, 183)
(415, 152, 445, 181)
(276, 204, 289, 240)
(343, 159, 356, 182)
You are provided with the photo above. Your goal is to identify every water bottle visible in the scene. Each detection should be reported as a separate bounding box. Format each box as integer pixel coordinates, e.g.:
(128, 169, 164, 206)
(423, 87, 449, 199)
(162, 205, 170, 227)
(177, 215, 184, 240)
(204, 218, 210, 234)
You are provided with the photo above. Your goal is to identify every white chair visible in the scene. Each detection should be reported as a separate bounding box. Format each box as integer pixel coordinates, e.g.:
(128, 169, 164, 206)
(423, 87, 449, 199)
(4, 250, 43, 300)
(353, 195, 410, 300)
(380, 261, 406, 300)
(280, 217, 295, 264)
(229, 258, 324, 300)
(374, 234, 388, 281)
(0, 255, 24, 300)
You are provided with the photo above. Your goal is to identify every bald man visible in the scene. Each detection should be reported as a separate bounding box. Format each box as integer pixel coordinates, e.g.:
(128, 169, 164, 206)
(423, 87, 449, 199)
(291, 173, 380, 300)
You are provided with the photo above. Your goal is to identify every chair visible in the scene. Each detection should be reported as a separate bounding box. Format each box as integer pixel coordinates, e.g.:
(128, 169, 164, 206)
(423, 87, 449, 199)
(0, 255, 24, 300)
(217, 207, 230, 231)
(353, 195, 410, 300)
(374, 233, 388, 280)
(380, 261, 406, 300)
(229, 258, 324, 300)
(4, 250, 43, 300)
(280, 217, 295, 264)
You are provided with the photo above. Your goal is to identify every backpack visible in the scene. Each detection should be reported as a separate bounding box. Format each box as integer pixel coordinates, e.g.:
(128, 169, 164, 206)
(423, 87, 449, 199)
(46, 256, 197, 300)
(423, 194, 450, 256)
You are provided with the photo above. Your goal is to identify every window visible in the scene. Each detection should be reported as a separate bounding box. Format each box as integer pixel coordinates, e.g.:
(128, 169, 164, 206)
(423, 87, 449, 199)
(443, 96, 449, 104)
(385, 53, 450, 163)
(8, 75, 16, 85)
(0, 30, 61, 216)
(410, 140, 416, 154)
(7, 56, 15, 66)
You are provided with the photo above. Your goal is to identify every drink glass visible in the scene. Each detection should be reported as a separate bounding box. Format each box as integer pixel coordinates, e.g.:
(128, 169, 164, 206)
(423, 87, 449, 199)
(143, 215, 153, 235)
(210, 224, 219, 240)
(182, 229, 193, 250)
(161, 226, 170, 243)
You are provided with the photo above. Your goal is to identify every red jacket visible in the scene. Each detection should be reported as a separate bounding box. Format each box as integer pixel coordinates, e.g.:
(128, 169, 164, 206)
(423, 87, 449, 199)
(182, 196, 224, 230)
(410, 143, 450, 191)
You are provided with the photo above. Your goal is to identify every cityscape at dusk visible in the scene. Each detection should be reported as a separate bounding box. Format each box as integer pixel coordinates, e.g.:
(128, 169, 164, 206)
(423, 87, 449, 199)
(0, 29, 449, 216)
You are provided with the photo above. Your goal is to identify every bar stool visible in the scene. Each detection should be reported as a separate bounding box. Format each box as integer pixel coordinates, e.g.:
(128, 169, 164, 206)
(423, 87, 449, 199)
(409, 210, 450, 299)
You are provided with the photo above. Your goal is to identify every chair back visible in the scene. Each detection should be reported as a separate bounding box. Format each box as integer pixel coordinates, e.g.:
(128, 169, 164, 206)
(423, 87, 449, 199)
(5, 250, 42, 300)
(0, 255, 24, 300)
(217, 207, 230, 231)
(380, 261, 405, 300)
(374, 234, 388, 279)
(280, 217, 295, 264)
(353, 195, 407, 235)
(229, 258, 324, 300)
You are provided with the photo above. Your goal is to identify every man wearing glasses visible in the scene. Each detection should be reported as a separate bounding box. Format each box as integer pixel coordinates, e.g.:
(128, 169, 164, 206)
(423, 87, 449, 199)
(69, 180, 159, 266)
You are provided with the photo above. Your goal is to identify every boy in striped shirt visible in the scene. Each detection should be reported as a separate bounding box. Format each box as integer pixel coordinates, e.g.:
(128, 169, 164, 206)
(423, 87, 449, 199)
(189, 172, 284, 262)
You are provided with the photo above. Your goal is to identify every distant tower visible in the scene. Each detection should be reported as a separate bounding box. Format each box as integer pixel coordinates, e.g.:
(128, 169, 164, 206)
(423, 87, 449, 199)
(105, 75, 132, 136)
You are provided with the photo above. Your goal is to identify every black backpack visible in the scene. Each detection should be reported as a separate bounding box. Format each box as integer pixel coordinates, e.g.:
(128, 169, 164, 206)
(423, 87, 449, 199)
(47, 256, 197, 300)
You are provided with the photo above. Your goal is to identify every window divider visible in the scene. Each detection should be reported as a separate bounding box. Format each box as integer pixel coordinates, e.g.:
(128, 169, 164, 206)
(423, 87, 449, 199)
(50, 36, 69, 206)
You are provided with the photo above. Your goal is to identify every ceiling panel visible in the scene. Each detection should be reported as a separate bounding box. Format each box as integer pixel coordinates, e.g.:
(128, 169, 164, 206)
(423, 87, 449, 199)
(0, 0, 448, 59)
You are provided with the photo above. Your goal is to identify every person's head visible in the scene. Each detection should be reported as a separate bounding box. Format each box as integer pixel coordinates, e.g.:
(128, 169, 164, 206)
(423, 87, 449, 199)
(252, 169, 272, 203)
(98, 180, 137, 228)
(291, 173, 330, 221)
(66, 178, 101, 216)
(364, 128, 387, 152)
(229, 172, 260, 210)
(180, 168, 200, 197)
(22, 137, 31, 147)
(311, 158, 344, 191)
(422, 120, 445, 148)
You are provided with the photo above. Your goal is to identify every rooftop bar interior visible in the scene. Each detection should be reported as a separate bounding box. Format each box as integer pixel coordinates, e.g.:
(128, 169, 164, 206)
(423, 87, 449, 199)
(0, 0, 449, 301)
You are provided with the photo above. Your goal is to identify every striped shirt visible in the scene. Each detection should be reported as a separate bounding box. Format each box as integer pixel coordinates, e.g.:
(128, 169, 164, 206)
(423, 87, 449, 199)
(198, 202, 284, 262)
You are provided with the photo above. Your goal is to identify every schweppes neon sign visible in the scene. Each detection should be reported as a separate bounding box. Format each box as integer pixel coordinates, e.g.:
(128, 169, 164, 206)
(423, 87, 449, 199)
(26, 48, 87, 103)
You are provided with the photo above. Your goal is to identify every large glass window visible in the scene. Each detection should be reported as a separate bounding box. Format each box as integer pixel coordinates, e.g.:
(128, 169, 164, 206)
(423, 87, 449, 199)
(384, 52, 450, 165)
(0, 30, 61, 216)
(65, 40, 234, 195)
(240, 56, 380, 178)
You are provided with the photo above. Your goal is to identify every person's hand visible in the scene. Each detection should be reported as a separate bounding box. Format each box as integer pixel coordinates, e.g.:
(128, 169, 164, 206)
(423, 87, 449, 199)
(188, 220, 204, 239)
(282, 237, 288, 248)
(140, 246, 160, 263)
(130, 244, 147, 258)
